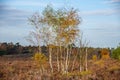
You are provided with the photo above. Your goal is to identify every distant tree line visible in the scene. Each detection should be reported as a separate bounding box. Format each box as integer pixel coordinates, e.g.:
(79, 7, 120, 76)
(0, 42, 38, 56)
(0, 42, 114, 59)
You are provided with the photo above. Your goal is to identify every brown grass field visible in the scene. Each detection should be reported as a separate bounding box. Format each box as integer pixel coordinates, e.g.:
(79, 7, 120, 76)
(0, 54, 120, 80)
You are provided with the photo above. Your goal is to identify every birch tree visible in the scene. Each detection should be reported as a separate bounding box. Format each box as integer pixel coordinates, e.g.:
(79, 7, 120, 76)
(27, 13, 43, 53)
(42, 5, 81, 73)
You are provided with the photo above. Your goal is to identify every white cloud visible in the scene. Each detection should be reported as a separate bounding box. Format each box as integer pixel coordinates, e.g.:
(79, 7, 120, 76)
(6, 1, 63, 8)
(109, 0, 120, 3)
(111, 0, 120, 2)
(12, 2, 47, 7)
(104, 0, 120, 4)
(0, 6, 32, 28)
(80, 9, 120, 16)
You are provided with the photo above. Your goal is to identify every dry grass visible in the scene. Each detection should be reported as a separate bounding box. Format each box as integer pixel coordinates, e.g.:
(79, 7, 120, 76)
(0, 55, 120, 80)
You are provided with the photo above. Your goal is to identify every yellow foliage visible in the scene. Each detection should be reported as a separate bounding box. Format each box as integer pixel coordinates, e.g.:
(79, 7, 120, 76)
(33, 53, 47, 64)
(108, 65, 120, 71)
(101, 48, 110, 59)
(102, 54, 110, 59)
(48, 44, 56, 48)
(92, 55, 97, 61)
(8, 66, 15, 72)
(80, 71, 92, 76)
(94, 60, 104, 68)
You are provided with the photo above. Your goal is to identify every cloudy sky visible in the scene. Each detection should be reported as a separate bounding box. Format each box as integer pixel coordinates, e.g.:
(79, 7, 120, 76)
(0, 0, 120, 48)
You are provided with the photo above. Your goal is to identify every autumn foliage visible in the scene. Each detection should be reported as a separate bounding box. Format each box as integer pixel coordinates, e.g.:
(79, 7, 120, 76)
(101, 48, 110, 59)
(33, 53, 47, 65)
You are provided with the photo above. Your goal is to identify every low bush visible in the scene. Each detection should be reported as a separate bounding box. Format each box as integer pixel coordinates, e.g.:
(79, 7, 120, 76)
(112, 47, 120, 60)
(33, 53, 48, 65)
(92, 55, 97, 61)
(94, 60, 104, 68)
(101, 48, 110, 59)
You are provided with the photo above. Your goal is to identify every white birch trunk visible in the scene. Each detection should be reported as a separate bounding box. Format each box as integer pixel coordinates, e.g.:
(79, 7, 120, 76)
(85, 48, 88, 71)
(49, 47, 53, 73)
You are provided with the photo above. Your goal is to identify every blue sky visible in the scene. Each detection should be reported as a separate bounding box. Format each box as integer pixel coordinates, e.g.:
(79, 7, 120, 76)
(0, 0, 120, 48)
